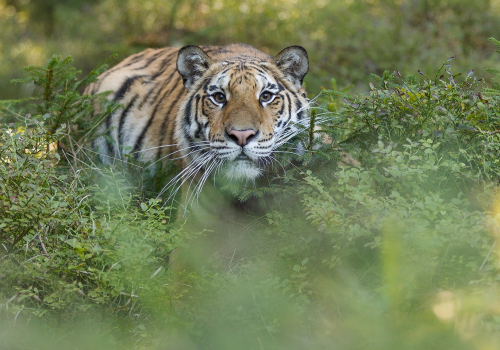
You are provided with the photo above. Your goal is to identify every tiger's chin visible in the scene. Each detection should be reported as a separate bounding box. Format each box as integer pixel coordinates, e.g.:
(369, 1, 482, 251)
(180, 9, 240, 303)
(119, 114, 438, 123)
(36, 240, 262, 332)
(223, 160, 262, 181)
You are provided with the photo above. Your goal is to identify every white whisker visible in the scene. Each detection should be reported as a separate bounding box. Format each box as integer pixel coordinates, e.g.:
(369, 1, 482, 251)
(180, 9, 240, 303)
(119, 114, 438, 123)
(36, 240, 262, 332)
(186, 157, 220, 208)
(272, 150, 300, 156)
(146, 145, 210, 168)
(172, 153, 216, 213)
(183, 154, 216, 207)
(158, 151, 215, 202)
(269, 156, 286, 174)
(131, 141, 210, 154)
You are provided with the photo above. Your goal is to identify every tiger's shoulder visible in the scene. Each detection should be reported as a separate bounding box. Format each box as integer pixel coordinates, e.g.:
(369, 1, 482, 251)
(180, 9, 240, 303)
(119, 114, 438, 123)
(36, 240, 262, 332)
(85, 47, 184, 165)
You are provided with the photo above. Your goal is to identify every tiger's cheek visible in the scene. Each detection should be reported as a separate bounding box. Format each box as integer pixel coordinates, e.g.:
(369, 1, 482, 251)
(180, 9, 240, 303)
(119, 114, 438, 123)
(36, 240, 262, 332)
(201, 95, 217, 119)
(267, 96, 285, 133)
(201, 94, 224, 139)
(200, 95, 215, 126)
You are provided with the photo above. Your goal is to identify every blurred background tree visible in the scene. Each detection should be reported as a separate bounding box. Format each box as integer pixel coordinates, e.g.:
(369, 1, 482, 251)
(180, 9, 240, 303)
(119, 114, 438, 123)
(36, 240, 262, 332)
(1, 0, 500, 98)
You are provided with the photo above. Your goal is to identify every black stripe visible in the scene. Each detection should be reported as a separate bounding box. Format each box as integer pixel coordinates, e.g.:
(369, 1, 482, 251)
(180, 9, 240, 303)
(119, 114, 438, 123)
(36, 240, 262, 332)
(114, 75, 145, 101)
(102, 74, 148, 155)
(118, 95, 139, 148)
(220, 67, 234, 76)
(193, 96, 204, 139)
(102, 76, 144, 156)
(137, 70, 178, 110)
(203, 80, 211, 91)
(133, 50, 166, 71)
(184, 130, 194, 145)
(151, 51, 178, 80)
(131, 86, 183, 158)
(95, 51, 149, 90)
(277, 96, 285, 115)
(137, 83, 158, 110)
(252, 67, 268, 75)
(277, 93, 290, 129)
(283, 93, 293, 128)
(152, 74, 181, 106)
(133, 105, 162, 158)
(184, 94, 196, 128)
(93, 50, 166, 94)
(296, 99, 304, 121)
(105, 114, 115, 159)
(153, 88, 187, 159)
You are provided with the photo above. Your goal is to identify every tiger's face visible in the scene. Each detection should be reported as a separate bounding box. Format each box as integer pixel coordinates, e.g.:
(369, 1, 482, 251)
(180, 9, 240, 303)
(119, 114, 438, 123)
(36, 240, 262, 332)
(175, 45, 309, 181)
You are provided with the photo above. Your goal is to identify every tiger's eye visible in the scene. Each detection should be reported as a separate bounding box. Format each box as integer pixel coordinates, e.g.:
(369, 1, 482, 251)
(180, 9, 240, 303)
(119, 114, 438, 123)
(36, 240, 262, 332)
(214, 92, 226, 103)
(260, 91, 274, 102)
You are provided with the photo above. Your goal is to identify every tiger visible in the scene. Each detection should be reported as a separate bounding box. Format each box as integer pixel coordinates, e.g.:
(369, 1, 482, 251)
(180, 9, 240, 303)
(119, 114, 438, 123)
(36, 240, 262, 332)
(86, 44, 310, 204)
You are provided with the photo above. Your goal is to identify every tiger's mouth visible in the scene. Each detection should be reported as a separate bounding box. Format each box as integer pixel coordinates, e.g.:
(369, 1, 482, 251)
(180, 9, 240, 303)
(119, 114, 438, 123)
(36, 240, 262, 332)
(236, 153, 251, 161)
(223, 151, 262, 180)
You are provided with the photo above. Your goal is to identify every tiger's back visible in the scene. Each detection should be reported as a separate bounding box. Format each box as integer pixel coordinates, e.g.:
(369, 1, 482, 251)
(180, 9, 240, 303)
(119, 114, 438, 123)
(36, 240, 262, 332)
(87, 46, 185, 165)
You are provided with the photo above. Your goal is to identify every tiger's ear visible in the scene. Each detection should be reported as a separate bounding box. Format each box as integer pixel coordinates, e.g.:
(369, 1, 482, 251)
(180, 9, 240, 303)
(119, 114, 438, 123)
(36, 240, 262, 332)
(273, 46, 309, 89)
(177, 45, 214, 90)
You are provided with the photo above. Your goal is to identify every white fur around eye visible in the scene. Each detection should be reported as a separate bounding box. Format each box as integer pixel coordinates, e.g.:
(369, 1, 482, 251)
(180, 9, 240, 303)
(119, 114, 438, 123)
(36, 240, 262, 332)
(259, 92, 276, 105)
(209, 94, 226, 107)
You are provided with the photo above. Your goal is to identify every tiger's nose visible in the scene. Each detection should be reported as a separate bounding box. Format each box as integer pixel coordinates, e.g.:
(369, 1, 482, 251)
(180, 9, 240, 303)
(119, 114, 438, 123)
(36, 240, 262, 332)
(228, 129, 256, 146)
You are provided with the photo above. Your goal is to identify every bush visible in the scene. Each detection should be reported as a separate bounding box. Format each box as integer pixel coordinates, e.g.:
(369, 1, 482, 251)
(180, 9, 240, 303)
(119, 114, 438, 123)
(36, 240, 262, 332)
(0, 57, 196, 347)
(1, 46, 500, 349)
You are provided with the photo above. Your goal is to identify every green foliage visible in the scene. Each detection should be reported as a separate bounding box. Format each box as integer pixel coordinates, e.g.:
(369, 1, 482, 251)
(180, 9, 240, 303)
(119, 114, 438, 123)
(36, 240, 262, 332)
(4, 54, 118, 147)
(251, 60, 500, 282)
(334, 62, 500, 180)
(0, 118, 66, 252)
(0, 60, 195, 347)
(485, 37, 500, 94)
(3, 39, 500, 350)
(0, 117, 190, 319)
(226, 49, 500, 348)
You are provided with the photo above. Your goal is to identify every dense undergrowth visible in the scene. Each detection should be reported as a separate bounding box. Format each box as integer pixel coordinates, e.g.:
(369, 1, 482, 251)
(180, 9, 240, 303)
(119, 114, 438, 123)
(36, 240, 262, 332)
(2, 40, 500, 349)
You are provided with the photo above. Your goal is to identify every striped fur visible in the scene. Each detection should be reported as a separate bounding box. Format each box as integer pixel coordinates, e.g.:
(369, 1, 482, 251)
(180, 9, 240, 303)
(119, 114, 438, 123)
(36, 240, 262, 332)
(86, 44, 310, 197)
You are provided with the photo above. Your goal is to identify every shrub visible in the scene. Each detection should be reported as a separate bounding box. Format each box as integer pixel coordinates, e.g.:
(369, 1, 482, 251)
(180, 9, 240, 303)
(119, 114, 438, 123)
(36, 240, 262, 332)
(1, 47, 500, 349)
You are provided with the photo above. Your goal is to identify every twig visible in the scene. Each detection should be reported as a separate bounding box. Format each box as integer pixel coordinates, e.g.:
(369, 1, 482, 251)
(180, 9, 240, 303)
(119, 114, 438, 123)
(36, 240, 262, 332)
(37, 226, 50, 258)
(479, 240, 496, 271)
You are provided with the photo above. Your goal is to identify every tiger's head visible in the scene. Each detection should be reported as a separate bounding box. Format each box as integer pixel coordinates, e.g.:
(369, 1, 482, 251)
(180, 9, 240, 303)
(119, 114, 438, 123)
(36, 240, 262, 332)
(175, 44, 309, 181)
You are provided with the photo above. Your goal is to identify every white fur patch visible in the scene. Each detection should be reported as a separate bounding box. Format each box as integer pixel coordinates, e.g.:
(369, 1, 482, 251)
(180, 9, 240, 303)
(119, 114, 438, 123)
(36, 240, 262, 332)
(224, 160, 262, 180)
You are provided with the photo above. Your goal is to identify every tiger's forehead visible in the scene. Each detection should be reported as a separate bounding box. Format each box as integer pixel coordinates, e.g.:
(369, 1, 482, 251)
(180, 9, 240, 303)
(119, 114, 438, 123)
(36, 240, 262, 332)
(208, 61, 277, 94)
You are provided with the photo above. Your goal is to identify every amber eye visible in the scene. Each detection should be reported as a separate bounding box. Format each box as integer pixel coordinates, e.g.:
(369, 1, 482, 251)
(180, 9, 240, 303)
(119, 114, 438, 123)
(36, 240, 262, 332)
(260, 91, 274, 103)
(213, 92, 226, 104)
